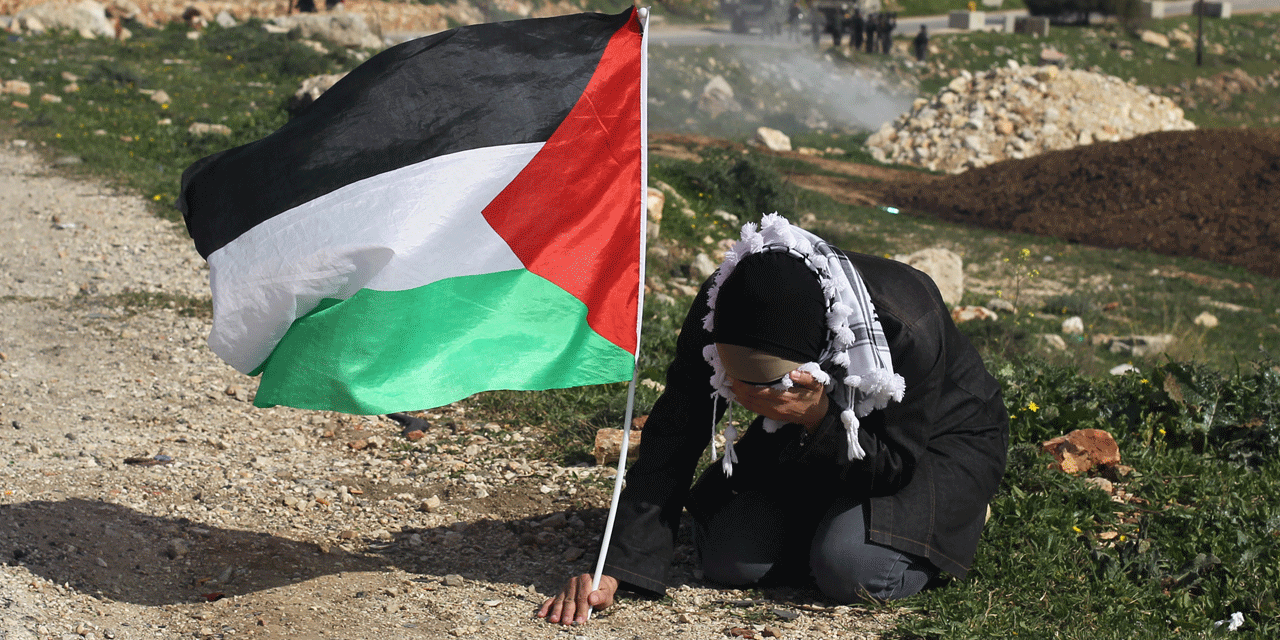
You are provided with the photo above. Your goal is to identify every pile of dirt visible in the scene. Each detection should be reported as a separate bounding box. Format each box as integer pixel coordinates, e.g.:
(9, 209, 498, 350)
(878, 128, 1280, 279)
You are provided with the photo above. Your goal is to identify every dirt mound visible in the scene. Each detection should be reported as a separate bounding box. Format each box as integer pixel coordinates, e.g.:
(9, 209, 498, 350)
(879, 128, 1280, 279)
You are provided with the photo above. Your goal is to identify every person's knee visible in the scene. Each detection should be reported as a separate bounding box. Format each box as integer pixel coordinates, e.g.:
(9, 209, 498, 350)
(700, 548, 774, 586)
(810, 539, 934, 602)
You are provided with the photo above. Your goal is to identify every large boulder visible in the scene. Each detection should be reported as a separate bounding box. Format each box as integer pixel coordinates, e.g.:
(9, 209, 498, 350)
(272, 13, 383, 50)
(754, 126, 791, 152)
(697, 75, 742, 119)
(894, 247, 964, 306)
(15, 1, 114, 38)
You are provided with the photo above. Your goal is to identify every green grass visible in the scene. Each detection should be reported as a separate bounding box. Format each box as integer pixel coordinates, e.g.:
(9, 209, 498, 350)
(2, 14, 1278, 639)
(0, 20, 355, 222)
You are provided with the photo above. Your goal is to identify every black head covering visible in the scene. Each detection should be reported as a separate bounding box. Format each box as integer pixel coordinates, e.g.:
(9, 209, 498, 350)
(711, 251, 827, 366)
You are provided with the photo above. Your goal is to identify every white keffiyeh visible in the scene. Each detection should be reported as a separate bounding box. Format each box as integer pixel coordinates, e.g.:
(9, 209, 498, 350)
(702, 213, 905, 476)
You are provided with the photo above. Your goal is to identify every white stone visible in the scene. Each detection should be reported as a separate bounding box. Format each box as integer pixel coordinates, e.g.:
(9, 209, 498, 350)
(1062, 316, 1084, 334)
(1040, 334, 1068, 350)
(15, 1, 114, 38)
(754, 126, 791, 152)
(645, 187, 664, 240)
(1193, 311, 1218, 328)
(1140, 30, 1170, 48)
(691, 253, 718, 281)
(271, 13, 383, 50)
(987, 298, 1017, 313)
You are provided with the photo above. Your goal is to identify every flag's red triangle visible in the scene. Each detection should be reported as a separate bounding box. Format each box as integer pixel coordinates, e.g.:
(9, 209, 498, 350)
(482, 14, 642, 355)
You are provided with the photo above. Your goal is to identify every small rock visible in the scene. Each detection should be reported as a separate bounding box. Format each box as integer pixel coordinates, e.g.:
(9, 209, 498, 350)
(443, 574, 465, 587)
(421, 495, 442, 512)
(593, 428, 641, 466)
(1040, 334, 1068, 350)
(1193, 311, 1218, 328)
(166, 539, 189, 559)
(1140, 30, 1170, 48)
(1061, 316, 1084, 335)
(150, 90, 171, 104)
(188, 122, 232, 136)
(1083, 476, 1114, 494)
(951, 306, 997, 323)
(1042, 429, 1121, 474)
(987, 298, 1017, 313)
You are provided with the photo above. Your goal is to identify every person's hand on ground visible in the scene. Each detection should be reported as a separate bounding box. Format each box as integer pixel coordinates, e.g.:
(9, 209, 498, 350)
(731, 370, 829, 433)
(537, 573, 618, 625)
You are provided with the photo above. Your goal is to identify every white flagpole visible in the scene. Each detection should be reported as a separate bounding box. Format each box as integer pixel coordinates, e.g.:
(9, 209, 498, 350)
(588, 4, 649, 618)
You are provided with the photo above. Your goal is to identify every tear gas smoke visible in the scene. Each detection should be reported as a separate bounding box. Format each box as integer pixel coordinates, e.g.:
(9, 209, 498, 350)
(646, 42, 916, 138)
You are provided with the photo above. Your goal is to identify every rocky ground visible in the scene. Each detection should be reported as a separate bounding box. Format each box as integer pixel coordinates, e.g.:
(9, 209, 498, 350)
(0, 140, 902, 639)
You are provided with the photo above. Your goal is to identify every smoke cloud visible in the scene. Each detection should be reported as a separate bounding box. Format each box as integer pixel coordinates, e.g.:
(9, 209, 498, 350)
(646, 41, 916, 138)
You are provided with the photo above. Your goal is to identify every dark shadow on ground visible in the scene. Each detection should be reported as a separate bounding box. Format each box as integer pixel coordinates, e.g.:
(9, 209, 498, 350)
(0, 498, 381, 605)
(1, 498, 837, 610)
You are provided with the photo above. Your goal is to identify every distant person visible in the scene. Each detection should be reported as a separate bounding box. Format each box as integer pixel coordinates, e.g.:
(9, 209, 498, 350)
(864, 11, 877, 53)
(788, 2, 803, 41)
(913, 25, 929, 61)
(880, 12, 896, 55)
(850, 8, 864, 51)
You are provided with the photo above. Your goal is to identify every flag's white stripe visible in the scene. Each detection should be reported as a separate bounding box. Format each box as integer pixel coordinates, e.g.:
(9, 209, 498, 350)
(206, 142, 543, 374)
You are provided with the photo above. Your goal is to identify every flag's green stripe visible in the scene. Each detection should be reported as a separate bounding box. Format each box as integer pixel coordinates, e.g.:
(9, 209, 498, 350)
(251, 269, 634, 414)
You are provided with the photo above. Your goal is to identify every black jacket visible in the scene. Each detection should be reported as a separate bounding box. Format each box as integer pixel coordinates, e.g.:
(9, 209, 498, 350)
(603, 250, 1009, 595)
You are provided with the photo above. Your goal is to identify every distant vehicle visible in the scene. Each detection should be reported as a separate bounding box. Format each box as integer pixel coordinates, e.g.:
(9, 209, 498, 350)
(720, 0, 789, 35)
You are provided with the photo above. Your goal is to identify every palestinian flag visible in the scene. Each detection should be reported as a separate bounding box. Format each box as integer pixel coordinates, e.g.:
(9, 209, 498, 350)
(178, 9, 647, 415)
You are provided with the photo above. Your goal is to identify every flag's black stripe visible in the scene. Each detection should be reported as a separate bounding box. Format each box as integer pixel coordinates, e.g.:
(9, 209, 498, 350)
(179, 9, 634, 259)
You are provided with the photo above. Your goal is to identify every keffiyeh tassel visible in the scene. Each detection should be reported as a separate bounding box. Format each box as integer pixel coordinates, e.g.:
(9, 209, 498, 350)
(721, 423, 740, 477)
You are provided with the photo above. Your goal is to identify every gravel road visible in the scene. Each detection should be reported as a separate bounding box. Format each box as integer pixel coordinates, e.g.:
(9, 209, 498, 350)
(0, 140, 901, 639)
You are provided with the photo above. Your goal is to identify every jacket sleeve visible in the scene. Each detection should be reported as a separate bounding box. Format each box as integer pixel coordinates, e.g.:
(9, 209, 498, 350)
(793, 304, 947, 497)
(602, 279, 722, 595)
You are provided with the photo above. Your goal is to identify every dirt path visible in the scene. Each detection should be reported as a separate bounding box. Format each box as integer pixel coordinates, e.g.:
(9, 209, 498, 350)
(0, 142, 902, 639)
